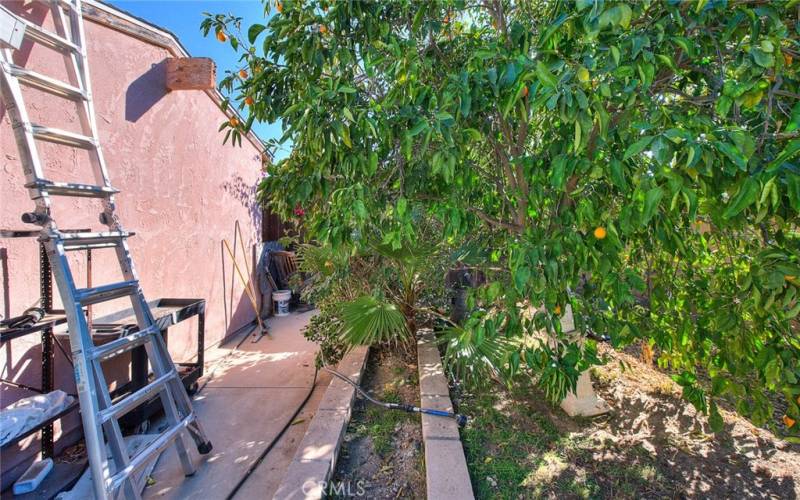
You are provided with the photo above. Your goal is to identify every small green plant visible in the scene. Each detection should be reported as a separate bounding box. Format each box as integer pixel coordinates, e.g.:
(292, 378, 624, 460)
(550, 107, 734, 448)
(339, 296, 410, 347)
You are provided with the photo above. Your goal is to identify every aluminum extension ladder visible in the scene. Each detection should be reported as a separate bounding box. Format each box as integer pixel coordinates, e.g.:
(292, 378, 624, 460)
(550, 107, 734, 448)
(0, 1, 212, 498)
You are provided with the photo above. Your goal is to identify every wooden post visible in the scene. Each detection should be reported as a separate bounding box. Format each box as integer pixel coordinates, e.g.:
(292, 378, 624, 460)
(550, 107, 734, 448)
(165, 57, 216, 91)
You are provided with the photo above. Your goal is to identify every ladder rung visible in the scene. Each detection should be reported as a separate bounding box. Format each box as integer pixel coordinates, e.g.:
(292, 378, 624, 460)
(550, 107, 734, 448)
(108, 413, 194, 493)
(98, 371, 174, 424)
(25, 180, 118, 198)
(6, 64, 86, 100)
(16, 15, 82, 54)
(75, 280, 138, 306)
(58, 231, 131, 250)
(27, 124, 96, 149)
(91, 325, 158, 362)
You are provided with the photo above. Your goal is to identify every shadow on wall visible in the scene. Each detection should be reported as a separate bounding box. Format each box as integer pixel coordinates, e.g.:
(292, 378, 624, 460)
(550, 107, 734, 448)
(223, 175, 263, 236)
(125, 59, 168, 123)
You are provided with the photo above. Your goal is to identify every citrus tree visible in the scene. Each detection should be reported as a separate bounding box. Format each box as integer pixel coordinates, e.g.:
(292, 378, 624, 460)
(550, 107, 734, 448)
(203, 0, 800, 435)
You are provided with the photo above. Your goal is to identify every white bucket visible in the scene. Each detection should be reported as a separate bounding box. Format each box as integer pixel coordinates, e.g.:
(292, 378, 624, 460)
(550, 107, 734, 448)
(273, 290, 291, 316)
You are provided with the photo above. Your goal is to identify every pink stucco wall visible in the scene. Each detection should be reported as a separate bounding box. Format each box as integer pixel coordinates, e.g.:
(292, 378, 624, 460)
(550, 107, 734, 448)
(1, 1, 263, 485)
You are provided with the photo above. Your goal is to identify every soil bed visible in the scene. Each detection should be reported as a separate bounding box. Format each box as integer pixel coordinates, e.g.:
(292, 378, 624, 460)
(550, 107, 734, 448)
(331, 347, 425, 499)
(456, 343, 800, 499)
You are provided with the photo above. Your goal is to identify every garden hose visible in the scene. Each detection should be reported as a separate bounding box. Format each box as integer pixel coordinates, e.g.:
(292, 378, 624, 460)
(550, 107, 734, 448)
(323, 366, 469, 427)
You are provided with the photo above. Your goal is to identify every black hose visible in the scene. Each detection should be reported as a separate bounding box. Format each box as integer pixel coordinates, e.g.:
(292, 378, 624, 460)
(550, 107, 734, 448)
(323, 367, 468, 427)
(224, 365, 319, 500)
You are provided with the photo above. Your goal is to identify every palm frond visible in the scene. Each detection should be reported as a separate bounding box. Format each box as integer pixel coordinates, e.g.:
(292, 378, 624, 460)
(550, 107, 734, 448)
(440, 325, 511, 387)
(339, 295, 410, 346)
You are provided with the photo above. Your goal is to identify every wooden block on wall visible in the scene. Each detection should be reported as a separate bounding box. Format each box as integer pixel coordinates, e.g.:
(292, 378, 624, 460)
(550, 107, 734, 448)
(165, 57, 216, 91)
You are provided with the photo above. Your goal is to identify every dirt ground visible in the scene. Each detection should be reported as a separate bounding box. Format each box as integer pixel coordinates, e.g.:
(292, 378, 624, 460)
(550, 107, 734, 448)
(330, 348, 425, 499)
(456, 343, 800, 499)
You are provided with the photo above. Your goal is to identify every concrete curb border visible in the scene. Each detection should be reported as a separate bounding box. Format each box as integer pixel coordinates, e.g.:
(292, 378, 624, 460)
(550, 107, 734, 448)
(417, 330, 475, 500)
(272, 346, 369, 500)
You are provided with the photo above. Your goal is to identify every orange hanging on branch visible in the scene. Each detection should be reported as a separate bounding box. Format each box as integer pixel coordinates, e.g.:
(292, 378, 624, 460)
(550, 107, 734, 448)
(593, 227, 607, 240)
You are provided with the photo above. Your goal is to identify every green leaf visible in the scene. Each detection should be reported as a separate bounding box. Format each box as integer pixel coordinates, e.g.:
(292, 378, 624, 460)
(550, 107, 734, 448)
(436, 111, 455, 123)
(397, 197, 408, 217)
(464, 128, 482, 141)
(599, 4, 632, 30)
(623, 136, 654, 161)
(751, 48, 775, 68)
(500, 62, 518, 88)
(767, 139, 800, 171)
(411, 2, 428, 33)
(787, 174, 800, 211)
(368, 151, 378, 175)
(342, 107, 354, 122)
(650, 136, 672, 165)
(610, 46, 620, 65)
(353, 199, 367, 219)
(408, 119, 429, 137)
(716, 95, 733, 118)
(460, 90, 472, 117)
(723, 177, 759, 219)
(340, 126, 352, 148)
(785, 102, 800, 132)
(514, 266, 531, 292)
(642, 187, 663, 225)
(536, 61, 558, 88)
(716, 142, 747, 170)
(709, 401, 724, 432)
(247, 24, 266, 44)
(610, 159, 626, 189)
(551, 155, 567, 190)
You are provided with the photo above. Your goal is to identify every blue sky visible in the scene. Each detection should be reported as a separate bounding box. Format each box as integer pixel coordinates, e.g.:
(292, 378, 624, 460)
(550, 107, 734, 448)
(108, 1, 287, 160)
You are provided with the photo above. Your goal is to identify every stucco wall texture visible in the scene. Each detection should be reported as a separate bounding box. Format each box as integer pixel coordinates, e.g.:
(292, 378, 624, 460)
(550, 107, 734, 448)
(1, 1, 263, 484)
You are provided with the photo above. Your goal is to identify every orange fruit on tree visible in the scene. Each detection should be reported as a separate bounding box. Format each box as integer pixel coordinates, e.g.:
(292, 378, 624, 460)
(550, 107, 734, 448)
(784, 52, 793, 66)
(229, 116, 239, 127)
(593, 226, 607, 239)
(784, 415, 796, 428)
(319, 25, 328, 34)
(521, 85, 529, 97)
(216, 31, 227, 42)
(239, 69, 248, 79)
(276, 1, 283, 13)
(244, 96, 254, 106)
(554, 305, 562, 315)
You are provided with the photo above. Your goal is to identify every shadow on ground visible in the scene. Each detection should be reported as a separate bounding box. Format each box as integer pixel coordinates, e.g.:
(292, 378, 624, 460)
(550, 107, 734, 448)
(456, 344, 798, 499)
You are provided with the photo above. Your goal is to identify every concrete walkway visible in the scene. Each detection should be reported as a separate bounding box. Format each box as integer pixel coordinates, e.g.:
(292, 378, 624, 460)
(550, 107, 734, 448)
(143, 310, 331, 499)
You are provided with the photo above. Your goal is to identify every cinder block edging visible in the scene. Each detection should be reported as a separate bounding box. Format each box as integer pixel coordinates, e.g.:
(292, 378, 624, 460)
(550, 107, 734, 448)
(417, 330, 475, 500)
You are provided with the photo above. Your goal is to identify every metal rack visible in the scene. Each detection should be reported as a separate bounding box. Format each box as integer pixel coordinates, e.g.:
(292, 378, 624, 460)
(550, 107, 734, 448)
(0, 230, 78, 459)
(1, 231, 207, 455)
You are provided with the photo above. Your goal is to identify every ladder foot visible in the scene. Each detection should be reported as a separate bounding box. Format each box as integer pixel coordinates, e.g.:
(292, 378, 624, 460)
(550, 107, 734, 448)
(197, 441, 213, 455)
